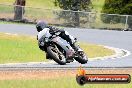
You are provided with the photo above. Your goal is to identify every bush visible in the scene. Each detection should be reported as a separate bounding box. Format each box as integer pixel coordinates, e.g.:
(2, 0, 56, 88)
(101, 0, 132, 29)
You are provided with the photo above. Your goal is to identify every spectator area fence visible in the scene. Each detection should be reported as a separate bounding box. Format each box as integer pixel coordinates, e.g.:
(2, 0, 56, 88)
(0, 3, 132, 30)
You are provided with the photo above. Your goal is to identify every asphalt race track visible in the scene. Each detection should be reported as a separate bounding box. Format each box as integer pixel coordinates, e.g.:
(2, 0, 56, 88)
(0, 23, 132, 69)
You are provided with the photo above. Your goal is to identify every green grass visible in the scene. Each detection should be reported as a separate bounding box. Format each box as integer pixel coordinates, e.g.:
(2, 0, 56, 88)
(0, 0, 13, 4)
(0, 0, 105, 11)
(0, 77, 131, 88)
(0, 0, 58, 9)
(0, 5, 13, 12)
(80, 43, 114, 58)
(0, 21, 35, 25)
(0, 32, 114, 64)
(92, 0, 105, 12)
(0, 33, 45, 63)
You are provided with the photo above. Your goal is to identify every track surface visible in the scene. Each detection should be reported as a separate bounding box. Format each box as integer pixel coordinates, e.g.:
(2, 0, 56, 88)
(0, 24, 132, 68)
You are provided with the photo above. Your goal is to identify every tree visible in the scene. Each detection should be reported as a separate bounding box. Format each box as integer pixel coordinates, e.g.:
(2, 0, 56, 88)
(101, 0, 132, 30)
(54, 0, 92, 11)
(54, 0, 92, 27)
(14, 0, 26, 21)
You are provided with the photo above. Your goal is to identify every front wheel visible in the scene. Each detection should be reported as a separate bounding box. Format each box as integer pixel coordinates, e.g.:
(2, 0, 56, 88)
(74, 51, 88, 64)
(47, 46, 66, 65)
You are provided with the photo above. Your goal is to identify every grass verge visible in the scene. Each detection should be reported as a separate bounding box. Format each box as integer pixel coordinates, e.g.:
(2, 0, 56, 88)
(0, 21, 35, 25)
(0, 32, 114, 64)
(0, 0, 58, 9)
(0, 70, 131, 88)
(0, 76, 131, 88)
(0, 0, 105, 11)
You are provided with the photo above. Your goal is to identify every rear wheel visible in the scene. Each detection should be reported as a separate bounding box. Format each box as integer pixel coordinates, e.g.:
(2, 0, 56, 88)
(47, 45, 66, 65)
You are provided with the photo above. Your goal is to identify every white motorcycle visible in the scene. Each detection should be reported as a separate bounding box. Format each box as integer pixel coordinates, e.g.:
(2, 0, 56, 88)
(38, 29, 88, 65)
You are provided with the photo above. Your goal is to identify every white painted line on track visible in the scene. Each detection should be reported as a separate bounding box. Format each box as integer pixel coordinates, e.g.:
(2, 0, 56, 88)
(89, 45, 131, 61)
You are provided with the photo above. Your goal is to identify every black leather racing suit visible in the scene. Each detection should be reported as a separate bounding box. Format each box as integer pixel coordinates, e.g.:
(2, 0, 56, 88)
(47, 26, 74, 46)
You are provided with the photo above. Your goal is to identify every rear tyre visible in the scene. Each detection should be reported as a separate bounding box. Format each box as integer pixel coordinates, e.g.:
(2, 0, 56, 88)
(47, 46, 66, 65)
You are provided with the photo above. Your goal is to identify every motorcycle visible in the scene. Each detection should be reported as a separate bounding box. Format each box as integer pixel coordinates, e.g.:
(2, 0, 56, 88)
(38, 32, 88, 65)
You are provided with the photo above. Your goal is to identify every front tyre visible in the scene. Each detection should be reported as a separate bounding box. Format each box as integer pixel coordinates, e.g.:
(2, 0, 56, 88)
(74, 51, 88, 64)
(47, 46, 66, 65)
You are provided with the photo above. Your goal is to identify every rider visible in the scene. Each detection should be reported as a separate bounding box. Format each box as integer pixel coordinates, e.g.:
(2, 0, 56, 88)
(36, 20, 76, 59)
